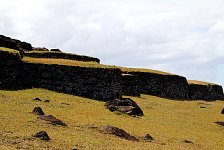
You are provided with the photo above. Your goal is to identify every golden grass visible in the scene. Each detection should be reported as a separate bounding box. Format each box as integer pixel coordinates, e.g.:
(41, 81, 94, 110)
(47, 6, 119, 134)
(0, 47, 19, 54)
(23, 57, 116, 69)
(188, 80, 215, 86)
(0, 88, 223, 149)
(23, 57, 173, 75)
(119, 67, 173, 75)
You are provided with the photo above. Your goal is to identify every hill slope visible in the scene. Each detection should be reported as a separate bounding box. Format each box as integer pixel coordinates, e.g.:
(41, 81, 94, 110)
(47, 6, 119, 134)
(0, 88, 224, 150)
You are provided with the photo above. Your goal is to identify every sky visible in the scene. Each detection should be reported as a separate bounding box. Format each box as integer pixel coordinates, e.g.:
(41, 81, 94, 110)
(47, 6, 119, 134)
(0, 0, 224, 87)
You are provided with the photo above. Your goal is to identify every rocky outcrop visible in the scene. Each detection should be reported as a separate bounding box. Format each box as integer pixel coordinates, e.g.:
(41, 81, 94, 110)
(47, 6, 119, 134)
(122, 74, 140, 97)
(188, 82, 224, 101)
(105, 98, 143, 116)
(0, 35, 32, 51)
(123, 71, 189, 100)
(24, 51, 100, 63)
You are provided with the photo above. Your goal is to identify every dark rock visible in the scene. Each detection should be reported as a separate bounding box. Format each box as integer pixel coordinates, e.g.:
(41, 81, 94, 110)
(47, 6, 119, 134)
(221, 109, 224, 114)
(44, 100, 50, 103)
(38, 115, 67, 126)
(143, 134, 154, 141)
(0, 35, 32, 51)
(33, 131, 50, 141)
(215, 121, 224, 126)
(183, 140, 193, 144)
(33, 97, 42, 101)
(32, 107, 45, 116)
(50, 48, 62, 52)
(105, 98, 143, 116)
(100, 125, 138, 141)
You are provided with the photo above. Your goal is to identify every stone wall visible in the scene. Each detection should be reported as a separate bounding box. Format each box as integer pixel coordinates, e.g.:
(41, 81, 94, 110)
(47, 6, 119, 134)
(188, 84, 224, 101)
(122, 74, 140, 97)
(24, 52, 100, 63)
(0, 35, 32, 51)
(122, 71, 189, 100)
(0, 50, 22, 89)
(20, 63, 122, 101)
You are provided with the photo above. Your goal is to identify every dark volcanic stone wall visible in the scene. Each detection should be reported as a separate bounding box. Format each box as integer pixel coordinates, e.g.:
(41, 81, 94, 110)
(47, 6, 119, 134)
(188, 84, 224, 100)
(124, 72, 189, 99)
(21, 63, 122, 101)
(122, 74, 140, 97)
(0, 50, 22, 89)
(24, 52, 100, 63)
(0, 35, 32, 51)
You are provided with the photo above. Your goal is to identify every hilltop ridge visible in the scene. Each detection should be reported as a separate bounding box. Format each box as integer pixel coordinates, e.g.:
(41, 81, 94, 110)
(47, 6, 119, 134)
(0, 35, 223, 101)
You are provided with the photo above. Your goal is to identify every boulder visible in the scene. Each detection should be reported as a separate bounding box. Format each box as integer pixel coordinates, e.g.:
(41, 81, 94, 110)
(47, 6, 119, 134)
(32, 107, 45, 116)
(38, 115, 67, 126)
(100, 125, 138, 141)
(221, 108, 224, 114)
(143, 134, 154, 141)
(105, 98, 143, 116)
(33, 131, 50, 141)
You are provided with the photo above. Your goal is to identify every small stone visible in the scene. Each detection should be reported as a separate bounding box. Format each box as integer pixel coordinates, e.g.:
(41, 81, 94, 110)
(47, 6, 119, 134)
(33, 131, 50, 141)
(183, 140, 193, 144)
(33, 97, 42, 101)
(221, 108, 224, 114)
(32, 107, 45, 116)
(215, 121, 224, 126)
(44, 100, 50, 103)
(143, 134, 154, 141)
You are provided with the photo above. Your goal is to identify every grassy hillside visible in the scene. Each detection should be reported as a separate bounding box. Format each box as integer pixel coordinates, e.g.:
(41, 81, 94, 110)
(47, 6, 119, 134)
(188, 80, 215, 86)
(0, 88, 223, 149)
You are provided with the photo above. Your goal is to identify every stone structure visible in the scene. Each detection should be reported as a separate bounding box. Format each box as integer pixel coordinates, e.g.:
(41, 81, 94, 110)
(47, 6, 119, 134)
(0, 49, 122, 101)
(188, 83, 224, 101)
(0, 35, 32, 51)
(122, 74, 140, 97)
(123, 71, 189, 100)
(0, 35, 224, 101)
(24, 51, 100, 63)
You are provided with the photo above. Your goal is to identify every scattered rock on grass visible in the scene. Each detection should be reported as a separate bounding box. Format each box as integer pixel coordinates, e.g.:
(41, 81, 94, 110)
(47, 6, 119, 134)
(44, 99, 50, 103)
(38, 115, 67, 126)
(33, 97, 42, 101)
(100, 125, 138, 141)
(215, 121, 224, 126)
(183, 140, 194, 144)
(221, 108, 224, 114)
(32, 107, 45, 116)
(33, 131, 50, 141)
(105, 98, 143, 116)
(143, 134, 154, 141)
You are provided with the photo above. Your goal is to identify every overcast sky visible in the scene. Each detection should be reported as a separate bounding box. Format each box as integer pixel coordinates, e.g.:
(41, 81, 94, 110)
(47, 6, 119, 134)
(1, 0, 224, 86)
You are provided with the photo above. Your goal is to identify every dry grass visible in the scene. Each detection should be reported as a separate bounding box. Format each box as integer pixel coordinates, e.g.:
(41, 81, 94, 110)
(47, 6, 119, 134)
(0, 47, 19, 54)
(23, 57, 116, 69)
(0, 88, 224, 149)
(188, 80, 215, 86)
(23, 57, 173, 75)
(119, 67, 173, 75)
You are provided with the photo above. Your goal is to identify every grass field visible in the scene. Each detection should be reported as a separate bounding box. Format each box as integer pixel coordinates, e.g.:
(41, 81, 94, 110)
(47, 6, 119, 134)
(0, 88, 223, 150)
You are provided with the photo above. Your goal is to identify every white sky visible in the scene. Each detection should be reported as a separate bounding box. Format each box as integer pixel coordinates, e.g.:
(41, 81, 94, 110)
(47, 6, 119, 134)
(1, 0, 224, 86)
